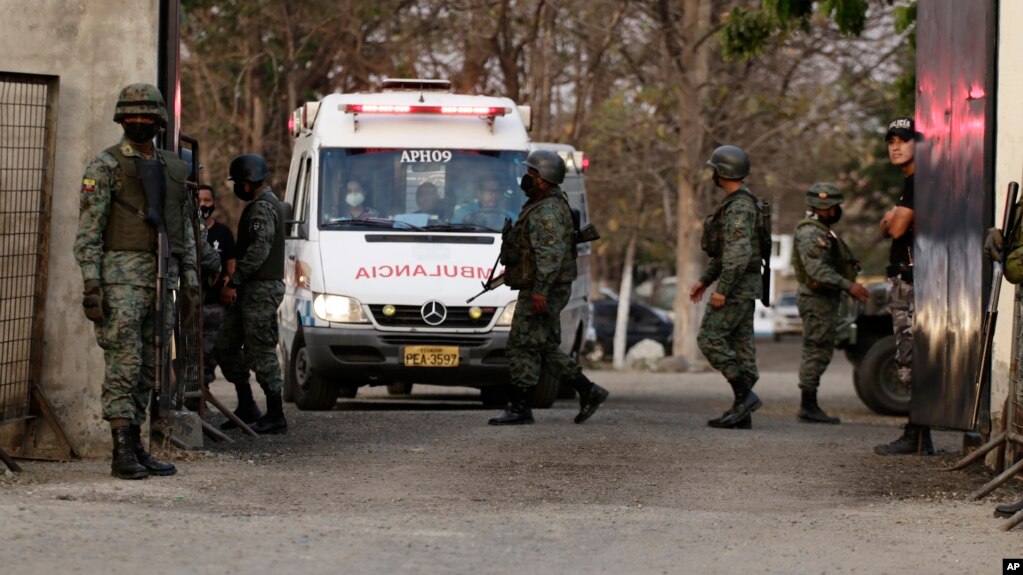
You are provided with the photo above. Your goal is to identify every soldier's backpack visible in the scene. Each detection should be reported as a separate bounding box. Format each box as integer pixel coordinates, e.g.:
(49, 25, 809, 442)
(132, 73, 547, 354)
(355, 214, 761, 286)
(701, 189, 772, 306)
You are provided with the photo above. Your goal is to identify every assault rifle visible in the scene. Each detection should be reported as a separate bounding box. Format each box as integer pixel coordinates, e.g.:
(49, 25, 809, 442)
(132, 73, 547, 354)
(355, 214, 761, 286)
(465, 213, 599, 304)
(970, 181, 1020, 430)
(136, 159, 173, 424)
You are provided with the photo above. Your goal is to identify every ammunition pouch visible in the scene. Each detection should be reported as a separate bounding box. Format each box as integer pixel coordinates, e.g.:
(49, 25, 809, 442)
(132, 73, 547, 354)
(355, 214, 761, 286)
(700, 214, 721, 257)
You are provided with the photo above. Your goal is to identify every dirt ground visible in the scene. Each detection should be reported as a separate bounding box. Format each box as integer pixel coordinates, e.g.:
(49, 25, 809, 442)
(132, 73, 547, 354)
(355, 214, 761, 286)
(2, 339, 1021, 574)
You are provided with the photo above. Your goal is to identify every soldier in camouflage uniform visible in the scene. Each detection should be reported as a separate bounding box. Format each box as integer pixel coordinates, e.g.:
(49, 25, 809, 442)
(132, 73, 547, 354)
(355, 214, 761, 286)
(874, 117, 934, 455)
(691, 145, 762, 429)
(792, 183, 870, 424)
(74, 83, 197, 479)
(214, 153, 288, 434)
(489, 150, 609, 425)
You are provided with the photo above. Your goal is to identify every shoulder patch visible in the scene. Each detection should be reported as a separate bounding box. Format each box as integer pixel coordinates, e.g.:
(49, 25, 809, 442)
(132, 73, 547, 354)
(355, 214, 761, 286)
(82, 178, 96, 193)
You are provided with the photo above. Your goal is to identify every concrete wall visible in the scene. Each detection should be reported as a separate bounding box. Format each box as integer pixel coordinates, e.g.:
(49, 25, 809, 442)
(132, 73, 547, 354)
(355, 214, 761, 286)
(0, 0, 159, 456)
(992, 0, 1023, 435)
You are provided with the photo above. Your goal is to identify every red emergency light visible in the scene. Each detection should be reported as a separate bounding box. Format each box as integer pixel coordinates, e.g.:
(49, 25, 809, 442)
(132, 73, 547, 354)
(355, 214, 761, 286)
(344, 104, 509, 117)
(581, 154, 590, 173)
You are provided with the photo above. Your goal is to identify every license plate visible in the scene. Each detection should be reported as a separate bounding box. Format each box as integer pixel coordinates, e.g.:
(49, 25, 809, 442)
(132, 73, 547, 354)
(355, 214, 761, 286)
(403, 346, 459, 367)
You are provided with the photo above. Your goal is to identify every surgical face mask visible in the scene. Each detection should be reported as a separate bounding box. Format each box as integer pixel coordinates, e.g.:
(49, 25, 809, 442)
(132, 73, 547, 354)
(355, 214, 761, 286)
(122, 122, 160, 144)
(233, 182, 254, 202)
(199, 205, 215, 219)
(519, 173, 537, 193)
(346, 192, 365, 207)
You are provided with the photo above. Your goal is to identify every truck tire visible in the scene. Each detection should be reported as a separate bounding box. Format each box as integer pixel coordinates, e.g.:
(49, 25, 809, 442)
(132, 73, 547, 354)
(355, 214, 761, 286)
(854, 335, 910, 416)
(292, 339, 340, 411)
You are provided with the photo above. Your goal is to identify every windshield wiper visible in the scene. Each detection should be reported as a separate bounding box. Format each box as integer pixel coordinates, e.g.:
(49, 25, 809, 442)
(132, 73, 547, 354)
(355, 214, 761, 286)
(424, 222, 498, 232)
(322, 218, 410, 230)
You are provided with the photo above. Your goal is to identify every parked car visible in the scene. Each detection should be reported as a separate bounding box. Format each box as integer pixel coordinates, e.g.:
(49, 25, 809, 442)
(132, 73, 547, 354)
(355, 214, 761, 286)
(772, 292, 802, 340)
(587, 300, 674, 362)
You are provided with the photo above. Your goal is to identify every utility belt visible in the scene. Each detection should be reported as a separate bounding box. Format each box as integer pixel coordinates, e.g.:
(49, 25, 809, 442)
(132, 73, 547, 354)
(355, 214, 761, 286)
(886, 263, 913, 284)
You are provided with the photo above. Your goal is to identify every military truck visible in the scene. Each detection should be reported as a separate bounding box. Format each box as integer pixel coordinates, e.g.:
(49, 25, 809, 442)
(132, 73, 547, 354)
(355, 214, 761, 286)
(835, 281, 909, 415)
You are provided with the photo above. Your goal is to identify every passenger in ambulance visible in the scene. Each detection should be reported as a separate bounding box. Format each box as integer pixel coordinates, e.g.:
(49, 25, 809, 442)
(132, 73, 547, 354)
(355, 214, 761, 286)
(332, 178, 381, 220)
(414, 181, 445, 221)
(456, 175, 515, 230)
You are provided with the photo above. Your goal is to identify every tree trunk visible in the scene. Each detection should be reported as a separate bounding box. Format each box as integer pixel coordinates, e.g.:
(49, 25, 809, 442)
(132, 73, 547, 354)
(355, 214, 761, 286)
(613, 232, 637, 370)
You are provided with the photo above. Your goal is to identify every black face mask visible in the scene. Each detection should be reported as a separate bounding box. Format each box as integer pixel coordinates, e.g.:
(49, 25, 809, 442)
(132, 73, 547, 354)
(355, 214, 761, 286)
(821, 206, 843, 225)
(122, 122, 160, 144)
(199, 205, 215, 219)
(233, 182, 254, 202)
(519, 174, 537, 193)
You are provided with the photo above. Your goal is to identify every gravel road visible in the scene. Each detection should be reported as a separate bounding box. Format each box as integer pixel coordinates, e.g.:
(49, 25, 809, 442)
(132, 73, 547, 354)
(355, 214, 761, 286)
(1, 339, 1020, 574)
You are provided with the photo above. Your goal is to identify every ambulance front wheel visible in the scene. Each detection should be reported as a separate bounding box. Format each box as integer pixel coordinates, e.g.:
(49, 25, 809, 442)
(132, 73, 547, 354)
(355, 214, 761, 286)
(291, 337, 340, 411)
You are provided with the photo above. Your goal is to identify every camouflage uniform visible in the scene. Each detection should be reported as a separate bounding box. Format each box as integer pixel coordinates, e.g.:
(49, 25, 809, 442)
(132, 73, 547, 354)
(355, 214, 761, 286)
(214, 186, 285, 395)
(792, 215, 858, 391)
(506, 187, 580, 390)
(697, 185, 763, 385)
(74, 138, 197, 424)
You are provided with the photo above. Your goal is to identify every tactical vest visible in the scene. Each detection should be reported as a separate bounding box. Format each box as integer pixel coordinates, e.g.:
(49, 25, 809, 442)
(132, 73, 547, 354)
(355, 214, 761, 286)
(500, 191, 574, 290)
(236, 189, 285, 281)
(792, 218, 857, 288)
(700, 189, 762, 272)
(103, 145, 189, 254)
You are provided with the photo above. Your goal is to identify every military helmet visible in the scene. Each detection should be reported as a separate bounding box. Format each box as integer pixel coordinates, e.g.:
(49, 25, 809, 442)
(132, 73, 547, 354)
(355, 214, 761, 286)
(705, 145, 750, 180)
(228, 153, 269, 183)
(805, 183, 844, 209)
(113, 83, 168, 126)
(522, 150, 566, 185)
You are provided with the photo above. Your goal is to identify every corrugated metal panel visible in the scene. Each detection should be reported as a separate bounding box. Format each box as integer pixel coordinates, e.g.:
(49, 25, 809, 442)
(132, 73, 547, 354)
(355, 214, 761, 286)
(912, 0, 997, 429)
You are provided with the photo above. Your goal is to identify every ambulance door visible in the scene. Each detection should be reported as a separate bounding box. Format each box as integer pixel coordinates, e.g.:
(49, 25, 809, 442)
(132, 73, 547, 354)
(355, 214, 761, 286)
(280, 152, 312, 358)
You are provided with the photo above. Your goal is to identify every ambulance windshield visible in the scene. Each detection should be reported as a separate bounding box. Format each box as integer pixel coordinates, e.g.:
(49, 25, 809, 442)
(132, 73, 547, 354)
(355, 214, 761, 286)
(319, 148, 527, 231)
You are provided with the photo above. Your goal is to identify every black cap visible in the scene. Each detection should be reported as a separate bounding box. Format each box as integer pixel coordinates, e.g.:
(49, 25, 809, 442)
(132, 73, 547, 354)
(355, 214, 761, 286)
(885, 117, 917, 142)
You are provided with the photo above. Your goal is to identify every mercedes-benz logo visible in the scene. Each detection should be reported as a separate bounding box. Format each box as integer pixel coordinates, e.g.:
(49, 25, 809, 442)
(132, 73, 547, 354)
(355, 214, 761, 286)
(420, 301, 447, 326)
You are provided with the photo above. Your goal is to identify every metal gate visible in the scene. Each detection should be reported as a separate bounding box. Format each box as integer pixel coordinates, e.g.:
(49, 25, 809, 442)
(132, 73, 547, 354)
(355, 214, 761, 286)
(0, 72, 75, 466)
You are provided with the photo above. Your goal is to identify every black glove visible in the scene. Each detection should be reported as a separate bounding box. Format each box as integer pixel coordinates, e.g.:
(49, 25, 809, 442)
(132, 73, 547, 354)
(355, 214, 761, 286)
(82, 279, 105, 324)
(984, 227, 1004, 262)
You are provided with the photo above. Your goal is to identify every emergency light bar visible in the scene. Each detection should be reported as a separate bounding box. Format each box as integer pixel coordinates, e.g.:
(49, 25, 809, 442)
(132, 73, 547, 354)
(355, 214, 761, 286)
(344, 104, 509, 116)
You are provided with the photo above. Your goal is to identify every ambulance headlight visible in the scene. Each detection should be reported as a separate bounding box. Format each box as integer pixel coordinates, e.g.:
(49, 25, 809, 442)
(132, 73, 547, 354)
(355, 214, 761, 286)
(313, 294, 367, 323)
(496, 301, 517, 326)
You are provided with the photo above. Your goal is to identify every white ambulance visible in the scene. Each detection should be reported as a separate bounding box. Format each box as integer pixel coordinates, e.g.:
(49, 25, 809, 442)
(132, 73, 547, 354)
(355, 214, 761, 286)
(278, 79, 591, 410)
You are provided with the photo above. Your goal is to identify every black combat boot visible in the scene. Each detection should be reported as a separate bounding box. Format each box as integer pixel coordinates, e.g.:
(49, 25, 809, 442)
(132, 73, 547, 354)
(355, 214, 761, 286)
(994, 498, 1023, 518)
(251, 392, 288, 435)
(571, 372, 609, 424)
(797, 390, 841, 424)
(708, 415, 753, 429)
(220, 381, 262, 430)
(488, 386, 535, 425)
(873, 424, 935, 455)
(110, 425, 148, 480)
(708, 379, 744, 427)
(714, 378, 762, 428)
(128, 424, 177, 475)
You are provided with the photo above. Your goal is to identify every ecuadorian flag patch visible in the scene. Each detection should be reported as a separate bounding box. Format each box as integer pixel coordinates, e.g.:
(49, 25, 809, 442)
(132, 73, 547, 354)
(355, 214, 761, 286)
(82, 178, 96, 193)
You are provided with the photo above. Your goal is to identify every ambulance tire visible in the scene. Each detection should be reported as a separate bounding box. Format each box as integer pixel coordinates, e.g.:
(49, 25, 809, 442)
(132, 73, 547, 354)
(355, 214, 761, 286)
(528, 367, 558, 409)
(292, 339, 339, 411)
(280, 342, 294, 402)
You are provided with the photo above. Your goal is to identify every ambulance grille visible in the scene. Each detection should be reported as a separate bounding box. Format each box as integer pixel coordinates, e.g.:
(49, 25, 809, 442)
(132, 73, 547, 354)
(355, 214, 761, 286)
(369, 305, 496, 328)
